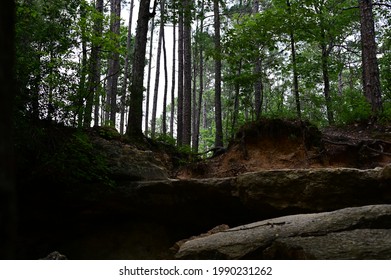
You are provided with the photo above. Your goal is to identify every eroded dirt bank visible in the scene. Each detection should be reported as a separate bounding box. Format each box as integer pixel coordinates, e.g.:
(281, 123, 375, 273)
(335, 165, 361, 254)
(176, 119, 391, 179)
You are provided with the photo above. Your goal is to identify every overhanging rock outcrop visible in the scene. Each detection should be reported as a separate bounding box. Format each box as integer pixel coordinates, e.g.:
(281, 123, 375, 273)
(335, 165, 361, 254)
(93, 165, 391, 223)
(175, 204, 391, 259)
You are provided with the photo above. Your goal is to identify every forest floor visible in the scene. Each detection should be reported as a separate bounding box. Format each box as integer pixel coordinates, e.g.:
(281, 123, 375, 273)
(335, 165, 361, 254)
(175, 119, 391, 179)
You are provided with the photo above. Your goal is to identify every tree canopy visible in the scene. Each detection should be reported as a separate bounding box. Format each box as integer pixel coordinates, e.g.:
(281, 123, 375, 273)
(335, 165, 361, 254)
(13, 0, 391, 151)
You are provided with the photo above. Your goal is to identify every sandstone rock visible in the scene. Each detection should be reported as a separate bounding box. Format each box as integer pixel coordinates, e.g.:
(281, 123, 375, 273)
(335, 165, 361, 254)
(262, 229, 391, 259)
(175, 205, 391, 259)
(101, 165, 391, 223)
(236, 166, 391, 214)
(91, 136, 169, 181)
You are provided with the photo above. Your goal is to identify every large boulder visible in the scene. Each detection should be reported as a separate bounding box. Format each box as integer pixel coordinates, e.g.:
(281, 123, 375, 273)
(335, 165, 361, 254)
(175, 204, 391, 259)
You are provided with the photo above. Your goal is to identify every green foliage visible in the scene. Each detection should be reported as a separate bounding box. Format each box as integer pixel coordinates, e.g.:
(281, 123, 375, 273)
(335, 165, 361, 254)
(94, 126, 121, 140)
(47, 131, 113, 185)
(154, 133, 177, 146)
(15, 121, 113, 187)
(333, 90, 372, 124)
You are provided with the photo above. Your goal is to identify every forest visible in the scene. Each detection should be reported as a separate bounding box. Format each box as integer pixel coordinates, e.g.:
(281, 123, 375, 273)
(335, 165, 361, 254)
(2, 0, 391, 260)
(12, 0, 391, 152)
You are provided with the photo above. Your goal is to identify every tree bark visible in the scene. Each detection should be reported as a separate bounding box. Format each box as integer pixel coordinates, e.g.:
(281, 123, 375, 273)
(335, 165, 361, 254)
(287, 0, 301, 120)
(253, 0, 263, 120)
(177, 4, 184, 145)
(193, 5, 205, 153)
(170, 18, 176, 137)
(162, 22, 168, 135)
(183, 0, 192, 146)
(151, 14, 163, 137)
(214, 0, 223, 147)
(145, 19, 155, 136)
(127, 0, 154, 139)
(106, 0, 121, 126)
(359, 0, 382, 116)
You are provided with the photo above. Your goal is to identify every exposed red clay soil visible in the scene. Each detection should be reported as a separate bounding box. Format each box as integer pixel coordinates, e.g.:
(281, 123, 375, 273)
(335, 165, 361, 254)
(176, 119, 391, 179)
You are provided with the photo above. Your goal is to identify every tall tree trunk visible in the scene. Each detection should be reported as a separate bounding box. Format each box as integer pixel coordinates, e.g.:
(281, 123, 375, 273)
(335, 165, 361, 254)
(162, 23, 168, 135)
(359, 0, 382, 116)
(254, 58, 263, 120)
(214, 0, 223, 147)
(315, 2, 334, 124)
(127, 0, 154, 139)
(182, 0, 192, 146)
(253, 0, 263, 120)
(151, 14, 163, 138)
(85, 0, 103, 128)
(287, 0, 301, 120)
(193, 3, 204, 153)
(170, 18, 176, 137)
(0, 0, 17, 259)
(145, 19, 155, 136)
(177, 5, 184, 145)
(120, 0, 135, 134)
(106, 0, 121, 126)
(191, 24, 198, 152)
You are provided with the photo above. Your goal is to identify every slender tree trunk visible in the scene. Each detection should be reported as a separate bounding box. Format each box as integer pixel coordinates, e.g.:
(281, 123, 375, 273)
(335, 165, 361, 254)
(0, 0, 17, 259)
(162, 23, 168, 135)
(287, 0, 301, 120)
(202, 98, 208, 148)
(193, 4, 204, 153)
(85, 0, 103, 126)
(315, 3, 334, 124)
(89, 0, 105, 128)
(93, 84, 101, 125)
(107, 0, 121, 126)
(254, 59, 264, 120)
(145, 19, 155, 136)
(151, 15, 163, 137)
(253, 0, 263, 120)
(359, 0, 382, 116)
(127, 0, 154, 139)
(191, 24, 198, 152)
(120, 0, 135, 134)
(214, 0, 223, 147)
(177, 5, 184, 145)
(170, 19, 176, 137)
(182, 0, 192, 146)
